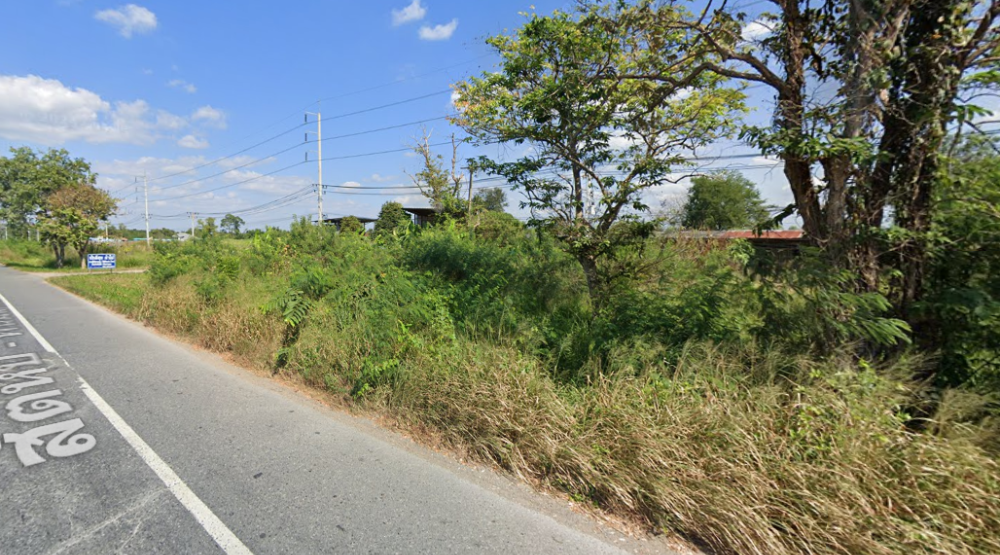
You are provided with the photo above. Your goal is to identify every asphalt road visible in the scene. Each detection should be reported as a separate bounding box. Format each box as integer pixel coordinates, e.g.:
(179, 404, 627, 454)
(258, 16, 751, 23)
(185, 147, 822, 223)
(0, 267, 679, 555)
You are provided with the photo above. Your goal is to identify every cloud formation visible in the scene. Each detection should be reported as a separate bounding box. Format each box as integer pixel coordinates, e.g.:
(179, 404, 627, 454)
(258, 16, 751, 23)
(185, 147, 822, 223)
(419, 19, 458, 41)
(0, 74, 186, 145)
(191, 105, 226, 129)
(177, 134, 209, 149)
(391, 0, 426, 26)
(168, 79, 197, 94)
(741, 19, 773, 41)
(95, 4, 157, 38)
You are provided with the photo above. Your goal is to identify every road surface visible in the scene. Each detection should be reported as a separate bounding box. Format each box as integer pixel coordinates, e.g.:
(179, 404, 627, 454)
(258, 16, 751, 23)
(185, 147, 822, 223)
(0, 267, 678, 555)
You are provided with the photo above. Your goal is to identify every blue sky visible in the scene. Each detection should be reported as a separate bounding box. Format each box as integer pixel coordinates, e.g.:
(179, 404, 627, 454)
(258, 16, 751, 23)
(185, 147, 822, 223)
(0, 0, 789, 231)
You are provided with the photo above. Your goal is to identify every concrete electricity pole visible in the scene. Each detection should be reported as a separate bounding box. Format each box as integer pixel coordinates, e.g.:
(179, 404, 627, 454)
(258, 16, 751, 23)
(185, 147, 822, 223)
(135, 173, 150, 246)
(305, 110, 323, 225)
(188, 212, 197, 238)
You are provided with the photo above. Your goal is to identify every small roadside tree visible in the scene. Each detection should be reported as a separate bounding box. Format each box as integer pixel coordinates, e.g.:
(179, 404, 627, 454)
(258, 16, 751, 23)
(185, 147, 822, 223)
(220, 213, 244, 235)
(454, 6, 745, 306)
(473, 188, 508, 212)
(37, 183, 116, 268)
(339, 215, 364, 234)
(374, 202, 411, 235)
(681, 170, 769, 230)
(197, 217, 218, 239)
(406, 132, 466, 215)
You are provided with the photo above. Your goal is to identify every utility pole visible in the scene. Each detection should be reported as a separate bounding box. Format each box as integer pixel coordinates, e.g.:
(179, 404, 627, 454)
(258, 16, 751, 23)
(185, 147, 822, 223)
(135, 173, 150, 246)
(188, 212, 197, 238)
(305, 109, 323, 225)
(466, 165, 474, 219)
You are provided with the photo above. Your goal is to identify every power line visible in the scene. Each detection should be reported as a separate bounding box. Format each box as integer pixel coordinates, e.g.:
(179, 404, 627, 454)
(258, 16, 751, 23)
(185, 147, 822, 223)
(314, 54, 490, 104)
(156, 160, 310, 202)
(318, 140, 453, 162)
(319, 115, 452, 142)
(156, 186, 315, 219)
(324, 89, 452, 121)
(147, 122, 309, 184)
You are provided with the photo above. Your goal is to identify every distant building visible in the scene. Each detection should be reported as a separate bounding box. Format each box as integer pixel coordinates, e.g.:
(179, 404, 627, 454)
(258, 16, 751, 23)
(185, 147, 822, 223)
(320, 216, 377, 231)
(402, 207, 439, 227)
(664, 229, 807, 253)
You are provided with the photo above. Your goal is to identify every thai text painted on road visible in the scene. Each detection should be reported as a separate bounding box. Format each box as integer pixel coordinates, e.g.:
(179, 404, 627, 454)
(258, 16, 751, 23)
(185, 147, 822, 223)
(0, 303, 96, 467)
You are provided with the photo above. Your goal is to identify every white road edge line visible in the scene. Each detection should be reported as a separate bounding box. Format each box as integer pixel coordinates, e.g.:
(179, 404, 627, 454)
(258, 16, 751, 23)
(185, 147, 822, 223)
(0, 291, 55, 353)
(0, 291, 253, 555)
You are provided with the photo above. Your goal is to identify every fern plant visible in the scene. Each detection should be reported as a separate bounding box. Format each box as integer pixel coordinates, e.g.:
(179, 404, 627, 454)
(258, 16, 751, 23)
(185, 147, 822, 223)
(262, 264, 335, 370)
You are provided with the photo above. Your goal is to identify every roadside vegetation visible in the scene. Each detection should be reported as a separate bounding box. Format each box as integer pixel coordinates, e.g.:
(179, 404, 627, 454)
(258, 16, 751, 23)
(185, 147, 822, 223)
(52, 212, 1000, 555)
(18, 0, 1000, 553)
(0, 239, 154, 272)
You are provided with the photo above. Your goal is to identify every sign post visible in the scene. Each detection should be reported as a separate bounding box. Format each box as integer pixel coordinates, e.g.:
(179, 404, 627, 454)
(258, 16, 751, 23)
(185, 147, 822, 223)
(86, 254, 116, 272)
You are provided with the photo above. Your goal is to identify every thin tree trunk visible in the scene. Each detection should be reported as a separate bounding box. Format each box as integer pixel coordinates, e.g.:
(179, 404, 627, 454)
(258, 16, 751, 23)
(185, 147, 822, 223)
(578, 254, 602, 312)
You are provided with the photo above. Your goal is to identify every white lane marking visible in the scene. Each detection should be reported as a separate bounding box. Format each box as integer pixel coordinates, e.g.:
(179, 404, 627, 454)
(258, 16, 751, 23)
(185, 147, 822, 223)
(77, 378, 253, 555)
(0, 291, 55, 353)
(0, 290, 253, 555)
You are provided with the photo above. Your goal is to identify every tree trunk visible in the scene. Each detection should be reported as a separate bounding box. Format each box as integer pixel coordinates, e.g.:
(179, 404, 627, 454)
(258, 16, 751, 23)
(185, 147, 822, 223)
(578, 254, 602, 312)
(54, 244, 65, 269)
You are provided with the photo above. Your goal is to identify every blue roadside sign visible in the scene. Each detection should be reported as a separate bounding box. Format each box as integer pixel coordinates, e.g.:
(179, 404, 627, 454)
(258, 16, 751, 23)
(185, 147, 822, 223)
(86, 253, 116, 270)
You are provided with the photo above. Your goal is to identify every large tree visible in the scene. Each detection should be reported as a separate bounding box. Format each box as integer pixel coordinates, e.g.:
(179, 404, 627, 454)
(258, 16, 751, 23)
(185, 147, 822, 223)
(37, 183, 116, 268)
(681, 170, 769, 230)
(221, 213, 245, 235)
(0, 147, 95, 237)
(594, 0, 1000, 319)
(453, 6, 745, 306)
(374, 201, 411, 235)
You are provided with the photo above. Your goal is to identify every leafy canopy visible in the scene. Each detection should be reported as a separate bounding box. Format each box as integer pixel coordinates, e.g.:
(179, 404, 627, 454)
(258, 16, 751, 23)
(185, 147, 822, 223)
(681, 170, 769, 230)
(453, 5, 745, 303)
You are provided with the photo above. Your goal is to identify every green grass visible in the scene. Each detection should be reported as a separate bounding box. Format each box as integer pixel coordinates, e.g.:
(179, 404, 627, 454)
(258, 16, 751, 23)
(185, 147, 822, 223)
(0, 239, 155, 272)
(50, 273, 149, 316)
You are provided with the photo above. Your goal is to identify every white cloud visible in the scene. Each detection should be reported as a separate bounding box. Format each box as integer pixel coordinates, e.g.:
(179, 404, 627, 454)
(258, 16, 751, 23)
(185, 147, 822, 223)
(0, 74, 187, 145)
(741, 19, 773, 41)
(450, 90, 461, 107)
(609, 131, 640, 151)
(392, 195, 428, 208)
(419, 19, 458, 41)
(342, 181, 361, 188)
(178, 134, 209, 149)
(369, 173, 395, 183)
(168, 79, 197, 94)
(191, 105, 226, 129)
(155, 111, 187, 130)
(95, 4, 157, 38)
(391, 0, 426, 26)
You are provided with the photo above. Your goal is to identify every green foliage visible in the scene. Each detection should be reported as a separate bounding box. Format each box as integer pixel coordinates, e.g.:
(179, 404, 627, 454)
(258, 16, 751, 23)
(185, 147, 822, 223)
(0, 147, 95, 236)
(407, 134, 465, 214)
(374, 202, 411, 235)
(51, 159, 999, 555)
(338, 215, 364, 234)
(37, 182, 117, 268)
(920, 139, 1000, 389)
(472, 187, 507, 212)
(454, 6, 746, 305)
(197, 217, 218, 239)
(680, 170, 770, 230)
(220, 214, 244, 235)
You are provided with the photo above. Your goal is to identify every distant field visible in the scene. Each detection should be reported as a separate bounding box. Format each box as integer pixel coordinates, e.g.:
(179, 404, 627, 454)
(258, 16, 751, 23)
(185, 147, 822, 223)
(0, 239, 154, 272)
